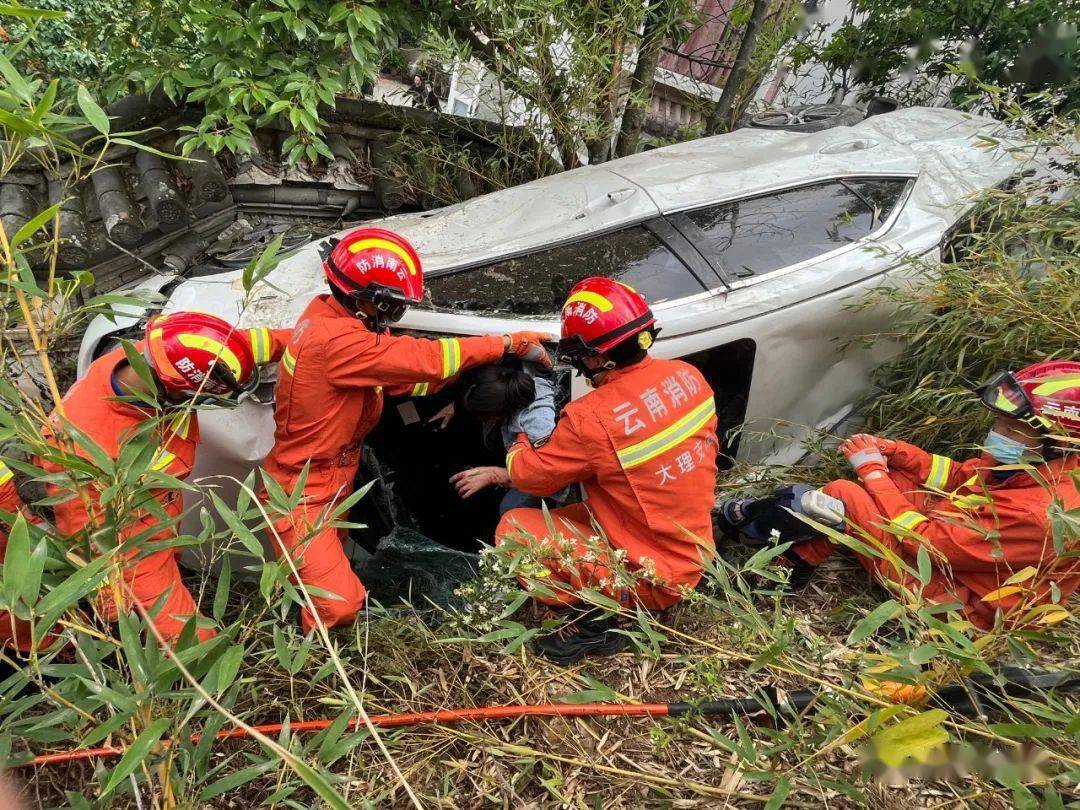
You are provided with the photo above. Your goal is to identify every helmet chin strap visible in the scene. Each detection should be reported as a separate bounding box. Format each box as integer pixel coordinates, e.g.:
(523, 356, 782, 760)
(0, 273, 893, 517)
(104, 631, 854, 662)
(573, 356, 615, 384)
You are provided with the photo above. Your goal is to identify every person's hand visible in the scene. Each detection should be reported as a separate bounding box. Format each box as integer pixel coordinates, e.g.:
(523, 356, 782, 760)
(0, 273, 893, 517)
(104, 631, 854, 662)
(450, 466, 510, 499)
(429, 402, 455, 430)
(840, 434, 888, 480)
(853, 434, 897, 456)
(504, 331, 555, 368)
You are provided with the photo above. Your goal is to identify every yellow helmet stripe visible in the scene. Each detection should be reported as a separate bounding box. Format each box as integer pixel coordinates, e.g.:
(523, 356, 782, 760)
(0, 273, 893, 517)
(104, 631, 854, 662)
(347, 238, 418, 276)
(176, 334, 242, 378)
(148, 328, 181, 379)
(563, 291, 613, 312)
(1032, 374, 1080, 396)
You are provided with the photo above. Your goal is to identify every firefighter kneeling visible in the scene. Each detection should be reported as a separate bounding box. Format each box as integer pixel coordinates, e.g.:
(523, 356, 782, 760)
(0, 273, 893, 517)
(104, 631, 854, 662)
(720, 361, 1080, 631)
(493, 277, 719, 664)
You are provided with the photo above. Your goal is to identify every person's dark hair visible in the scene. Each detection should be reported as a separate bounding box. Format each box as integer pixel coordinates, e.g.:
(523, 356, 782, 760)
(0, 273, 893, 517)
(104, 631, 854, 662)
(460, 365, 535, 416)
(603, 328, 654, 368)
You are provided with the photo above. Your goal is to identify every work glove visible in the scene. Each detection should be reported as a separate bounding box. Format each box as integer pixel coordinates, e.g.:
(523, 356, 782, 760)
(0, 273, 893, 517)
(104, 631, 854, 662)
(863, 435, 897, 456)
(840, 433, 888, 480)
(505, 331, 555, 368)
(450, 466, 510, 499)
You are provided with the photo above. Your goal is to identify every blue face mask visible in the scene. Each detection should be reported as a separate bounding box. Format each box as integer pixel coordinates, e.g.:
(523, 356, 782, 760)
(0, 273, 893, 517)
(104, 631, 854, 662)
(982, 429, 1035, 466)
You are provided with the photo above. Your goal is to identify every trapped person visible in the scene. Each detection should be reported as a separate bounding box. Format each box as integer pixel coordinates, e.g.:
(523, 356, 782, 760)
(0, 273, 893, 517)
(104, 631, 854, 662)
(449, 362, 569, 514)
(495, 277, 719, 664)
(263, 227, 553, 634)
(720, 361, 1080, 630)
(42, 313, 289, 644)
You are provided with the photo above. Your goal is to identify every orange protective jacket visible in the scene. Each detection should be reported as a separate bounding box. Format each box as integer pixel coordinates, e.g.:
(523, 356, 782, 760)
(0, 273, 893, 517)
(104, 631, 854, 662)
(505, 356, 718, 591)
(840, 440, 1080, 627)
(264, 294, 507, 500)
(42, 329, 288, 642)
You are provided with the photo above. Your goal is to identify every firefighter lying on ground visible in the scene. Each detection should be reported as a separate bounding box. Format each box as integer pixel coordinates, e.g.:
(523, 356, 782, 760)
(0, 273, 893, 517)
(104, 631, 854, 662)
(41, 313, 289, 644)
(719, 360, 1080, 630)
(488, 277, 719, 665)
(447, 361, 571, 515)
(263, 227, 554, 634)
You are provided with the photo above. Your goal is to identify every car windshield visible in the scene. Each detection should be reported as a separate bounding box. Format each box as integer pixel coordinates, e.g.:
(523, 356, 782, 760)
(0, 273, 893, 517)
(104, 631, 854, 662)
(422, 225, 706, 315)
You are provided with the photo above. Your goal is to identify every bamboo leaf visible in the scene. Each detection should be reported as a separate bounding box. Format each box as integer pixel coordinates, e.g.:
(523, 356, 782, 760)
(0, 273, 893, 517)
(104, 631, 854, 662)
(870, 709, 949, 768)
(916, 545, 931, 587)
(1, 515, 29, 609)
(0, 5, 66, 20)
(764, 777, 791, 810)
(77, 86, 110, 135)
(847, 599, 901, 644)
(101, 717, 171, 797)
(288, 756, 352, 810)
(11, 203, 60, 248)
(981, 585, 1024, 602)
(1003, 566, 1038, 586)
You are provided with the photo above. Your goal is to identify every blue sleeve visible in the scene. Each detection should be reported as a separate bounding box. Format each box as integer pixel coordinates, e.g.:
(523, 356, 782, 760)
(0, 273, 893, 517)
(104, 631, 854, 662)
(503, 366, 557, 447)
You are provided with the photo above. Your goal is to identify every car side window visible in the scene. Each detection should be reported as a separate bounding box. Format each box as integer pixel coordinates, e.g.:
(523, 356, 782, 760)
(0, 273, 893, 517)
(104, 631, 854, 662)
(685, 179, 907, 280)
(424, 225, 707, 315)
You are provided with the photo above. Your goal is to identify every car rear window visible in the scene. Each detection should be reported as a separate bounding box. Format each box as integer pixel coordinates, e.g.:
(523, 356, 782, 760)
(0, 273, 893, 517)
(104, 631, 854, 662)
(423, 225, 707, 315)
(685, 178, 908, 280)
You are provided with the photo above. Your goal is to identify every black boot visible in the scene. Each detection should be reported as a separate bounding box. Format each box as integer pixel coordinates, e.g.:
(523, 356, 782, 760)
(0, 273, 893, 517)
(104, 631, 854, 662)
(780, 551, 816, 591)
(532, 607, 628, 665)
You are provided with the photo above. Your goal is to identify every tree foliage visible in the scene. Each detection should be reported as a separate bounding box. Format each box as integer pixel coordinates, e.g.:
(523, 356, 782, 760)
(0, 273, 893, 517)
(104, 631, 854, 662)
(420, 0, 699, 169)
(790, 0, 1080, 108)
(11, 0, 416, 161)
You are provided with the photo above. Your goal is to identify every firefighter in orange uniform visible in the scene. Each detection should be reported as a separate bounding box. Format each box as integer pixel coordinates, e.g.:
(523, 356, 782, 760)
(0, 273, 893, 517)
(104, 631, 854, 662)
(721, 361, 1080, 630)
(264, 227, 553, 634)
(481, 277, 719, 664)
(0, 460, 38, 652)
(43, 312, 288, 644)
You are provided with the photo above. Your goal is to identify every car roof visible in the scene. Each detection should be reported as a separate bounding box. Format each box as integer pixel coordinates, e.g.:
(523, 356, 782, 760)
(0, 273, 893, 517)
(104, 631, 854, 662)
(352, 107, 1018, 275)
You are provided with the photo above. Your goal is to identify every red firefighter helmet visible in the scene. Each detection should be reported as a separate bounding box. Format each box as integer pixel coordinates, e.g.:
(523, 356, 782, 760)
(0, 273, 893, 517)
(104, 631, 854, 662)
(321, 227, 423, 325)
(557, 277, 656, 362)
(143, 312, 258, 403)
(978, 360, 1080, 438)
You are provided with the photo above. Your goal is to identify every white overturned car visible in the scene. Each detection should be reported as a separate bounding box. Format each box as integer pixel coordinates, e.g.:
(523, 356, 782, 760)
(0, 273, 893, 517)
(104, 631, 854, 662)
(79, 107, 1033, 550)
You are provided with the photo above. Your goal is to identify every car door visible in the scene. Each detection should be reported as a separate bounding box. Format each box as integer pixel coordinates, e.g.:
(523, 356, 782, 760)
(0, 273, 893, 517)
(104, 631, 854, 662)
(645, 177, 917, 464)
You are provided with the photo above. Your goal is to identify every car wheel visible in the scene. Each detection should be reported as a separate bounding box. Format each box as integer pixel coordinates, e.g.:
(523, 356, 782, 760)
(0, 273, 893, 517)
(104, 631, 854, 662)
(748, 104, 865, 133)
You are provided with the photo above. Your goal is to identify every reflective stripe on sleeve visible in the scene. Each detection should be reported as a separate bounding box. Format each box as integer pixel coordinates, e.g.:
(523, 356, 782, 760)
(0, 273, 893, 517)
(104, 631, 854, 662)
(249, 328, 272, 363)
(281, 347, 297, 375)
(616, 397, 716, 470)
(168, 412, 192, 441)
(924, 454, 953, 490)
(506, 447, 524, 476)
(411, 382, 430, 396)
(439, 338, 462, 379)
(150, 450, 177, 472)
(0, 461, 12, 487)
(891, 510, 929, 532)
